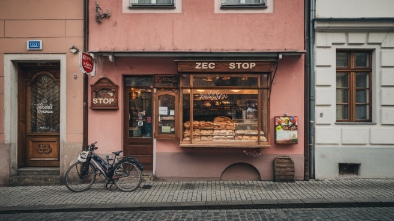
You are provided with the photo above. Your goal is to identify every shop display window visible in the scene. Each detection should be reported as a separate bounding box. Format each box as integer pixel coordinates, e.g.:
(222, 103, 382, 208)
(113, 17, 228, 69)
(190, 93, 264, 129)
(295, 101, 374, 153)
(180, 73, 270, 148)
(128, 88, 153, 138)
(154, 90, 178, 139)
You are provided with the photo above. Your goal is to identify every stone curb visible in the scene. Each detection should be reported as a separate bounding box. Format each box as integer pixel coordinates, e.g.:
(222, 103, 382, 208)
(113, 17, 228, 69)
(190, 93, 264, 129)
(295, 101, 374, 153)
(1, 199, 393, 214)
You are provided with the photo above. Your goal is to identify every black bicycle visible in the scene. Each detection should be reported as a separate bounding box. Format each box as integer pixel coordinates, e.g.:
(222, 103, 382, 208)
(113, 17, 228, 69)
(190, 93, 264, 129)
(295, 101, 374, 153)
(65, 142, 143, 192)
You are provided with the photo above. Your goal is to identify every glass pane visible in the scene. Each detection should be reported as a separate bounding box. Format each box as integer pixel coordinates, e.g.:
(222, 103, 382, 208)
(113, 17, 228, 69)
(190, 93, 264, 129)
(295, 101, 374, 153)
(157, 0, 173, 4)
(136, 0, 151, 4)
(336, 105, 348, 120)
(184, 89, 260, 142)
(336, 89, 348, 103)
(224, 0, 241, 4)
(336, 52, 348, 67)
(158, 94, 175, 135)
(355, 52, 369, 67)
(128, 89, 152, 138)
(30, 73, 60, 133)
(356, 104, 369, 120)
(356, 89, 368, 103)
(182, 90, 191, 142)
(336, 73, 348, 87)
(246, 0, 260, 3)
(181, 74, 190, 87)
(193, 74, 258, 87)
(260, 89, 268, 142)
(125, 77, 153, 87)
(356, 73, 368, 88)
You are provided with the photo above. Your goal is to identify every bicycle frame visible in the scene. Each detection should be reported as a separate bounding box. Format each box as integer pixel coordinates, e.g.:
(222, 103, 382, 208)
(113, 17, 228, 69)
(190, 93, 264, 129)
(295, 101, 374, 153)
(66, 142, 144, 192)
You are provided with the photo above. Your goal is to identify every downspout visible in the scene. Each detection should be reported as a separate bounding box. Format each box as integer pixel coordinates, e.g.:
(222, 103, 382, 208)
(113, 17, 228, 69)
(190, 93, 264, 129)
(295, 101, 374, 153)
(308, 0, 316, 179)
(83, 0, 89, 148)
(304, 0, 310, 180)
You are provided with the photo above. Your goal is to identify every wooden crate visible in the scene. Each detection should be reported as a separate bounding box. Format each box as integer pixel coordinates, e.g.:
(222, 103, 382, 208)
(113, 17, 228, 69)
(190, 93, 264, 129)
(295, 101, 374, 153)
(273, 156, 295, 182)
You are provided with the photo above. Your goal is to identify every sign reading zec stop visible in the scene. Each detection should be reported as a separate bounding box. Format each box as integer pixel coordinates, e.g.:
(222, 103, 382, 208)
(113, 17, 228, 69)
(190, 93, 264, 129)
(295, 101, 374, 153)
(79, 52, 95, 76)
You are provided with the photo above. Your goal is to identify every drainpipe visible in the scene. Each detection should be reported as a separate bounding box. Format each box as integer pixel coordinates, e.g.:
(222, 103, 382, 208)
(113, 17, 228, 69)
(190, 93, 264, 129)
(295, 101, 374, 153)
(83, 0, 89, 148)
(304, 0, 310, 181)
(308, 0, 316, 179)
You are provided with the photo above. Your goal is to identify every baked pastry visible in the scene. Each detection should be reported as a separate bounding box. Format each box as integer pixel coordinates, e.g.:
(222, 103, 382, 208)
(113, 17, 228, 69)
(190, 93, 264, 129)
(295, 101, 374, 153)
(235, 130, 245, 135)
(184, 121, 190, 128)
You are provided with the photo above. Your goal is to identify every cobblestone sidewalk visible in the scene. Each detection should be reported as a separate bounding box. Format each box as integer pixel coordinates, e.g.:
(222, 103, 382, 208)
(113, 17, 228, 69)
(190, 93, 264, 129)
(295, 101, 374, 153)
(1, 179, 394, 213)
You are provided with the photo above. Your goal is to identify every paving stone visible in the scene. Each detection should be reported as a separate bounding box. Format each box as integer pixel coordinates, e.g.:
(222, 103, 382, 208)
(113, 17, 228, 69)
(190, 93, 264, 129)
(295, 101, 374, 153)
(1, 179, 394, 213)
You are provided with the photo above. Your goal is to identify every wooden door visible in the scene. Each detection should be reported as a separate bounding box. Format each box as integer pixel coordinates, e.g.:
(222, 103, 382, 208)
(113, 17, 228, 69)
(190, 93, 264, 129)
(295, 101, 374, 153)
(124, 86, 153, 171)
(18, 64, 60, 167)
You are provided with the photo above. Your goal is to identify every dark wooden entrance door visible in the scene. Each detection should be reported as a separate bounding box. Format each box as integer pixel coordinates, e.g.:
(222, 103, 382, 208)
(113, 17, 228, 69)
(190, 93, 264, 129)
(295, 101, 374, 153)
(124, 77, 153, 171)
(18, 63, 60, 167)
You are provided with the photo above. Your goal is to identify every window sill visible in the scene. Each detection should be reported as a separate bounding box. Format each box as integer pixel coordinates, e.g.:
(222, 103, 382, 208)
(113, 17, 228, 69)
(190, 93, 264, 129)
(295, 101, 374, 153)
(220, 4, 267, 10)
(180, 142, 270, 149)
(335, 122, 376, 125)
(129, 4, 176, 9)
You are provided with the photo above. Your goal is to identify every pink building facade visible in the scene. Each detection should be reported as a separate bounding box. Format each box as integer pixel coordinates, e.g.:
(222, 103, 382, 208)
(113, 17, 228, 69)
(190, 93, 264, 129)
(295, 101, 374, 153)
(87, 0, 306, 181)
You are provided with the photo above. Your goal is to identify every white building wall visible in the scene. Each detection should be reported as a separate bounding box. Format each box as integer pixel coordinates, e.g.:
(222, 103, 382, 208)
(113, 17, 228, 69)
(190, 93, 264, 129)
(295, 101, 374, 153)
(316, 0, 394, 18)
(314, 0, 394, 180)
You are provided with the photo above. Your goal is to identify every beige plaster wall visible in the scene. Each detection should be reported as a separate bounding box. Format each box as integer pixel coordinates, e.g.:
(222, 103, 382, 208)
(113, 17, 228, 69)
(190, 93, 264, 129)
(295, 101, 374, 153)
(0, 0, 84, 185)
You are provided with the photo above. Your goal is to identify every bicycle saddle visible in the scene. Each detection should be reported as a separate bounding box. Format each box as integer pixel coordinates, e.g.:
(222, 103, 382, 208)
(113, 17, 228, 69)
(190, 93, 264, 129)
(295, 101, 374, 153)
(112, 151, 123, 156)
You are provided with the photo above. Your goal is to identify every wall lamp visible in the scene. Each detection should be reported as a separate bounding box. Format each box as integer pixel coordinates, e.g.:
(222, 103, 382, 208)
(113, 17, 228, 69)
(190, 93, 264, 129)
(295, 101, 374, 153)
(69, 45, 80, 54)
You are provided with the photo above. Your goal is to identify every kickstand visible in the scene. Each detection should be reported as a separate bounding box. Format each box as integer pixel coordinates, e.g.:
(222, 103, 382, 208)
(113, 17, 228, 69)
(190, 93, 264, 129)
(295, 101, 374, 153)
(105, 180, 115, 190)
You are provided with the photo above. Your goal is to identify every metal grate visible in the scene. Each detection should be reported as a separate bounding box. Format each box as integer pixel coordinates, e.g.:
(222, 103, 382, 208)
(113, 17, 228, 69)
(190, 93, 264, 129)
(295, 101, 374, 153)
(30, 73, 60, 133)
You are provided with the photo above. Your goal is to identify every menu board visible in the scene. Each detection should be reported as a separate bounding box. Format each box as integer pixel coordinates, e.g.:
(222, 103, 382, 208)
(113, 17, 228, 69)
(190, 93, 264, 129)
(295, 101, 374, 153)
(274, 116, 298, 144)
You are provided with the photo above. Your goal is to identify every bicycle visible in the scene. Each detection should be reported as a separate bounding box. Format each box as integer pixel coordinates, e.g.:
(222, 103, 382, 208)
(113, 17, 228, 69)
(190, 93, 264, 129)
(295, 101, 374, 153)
(65, 142, 143, 192)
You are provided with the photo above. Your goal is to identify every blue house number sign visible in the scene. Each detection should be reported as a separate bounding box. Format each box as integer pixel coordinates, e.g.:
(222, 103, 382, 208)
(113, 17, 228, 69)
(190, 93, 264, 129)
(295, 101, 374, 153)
(27, 40, 42, 50)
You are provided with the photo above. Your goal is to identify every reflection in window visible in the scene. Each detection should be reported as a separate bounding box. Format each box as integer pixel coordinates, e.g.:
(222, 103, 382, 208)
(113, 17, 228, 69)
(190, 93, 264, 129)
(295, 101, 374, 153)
(193, 74, 258, 87)
(129, 88, 152, 138)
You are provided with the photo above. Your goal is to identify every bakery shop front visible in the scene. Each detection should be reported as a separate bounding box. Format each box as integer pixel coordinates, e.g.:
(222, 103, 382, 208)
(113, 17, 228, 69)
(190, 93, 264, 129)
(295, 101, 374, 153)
(176, 61, 272, 148)
(88, 53, 305, 181)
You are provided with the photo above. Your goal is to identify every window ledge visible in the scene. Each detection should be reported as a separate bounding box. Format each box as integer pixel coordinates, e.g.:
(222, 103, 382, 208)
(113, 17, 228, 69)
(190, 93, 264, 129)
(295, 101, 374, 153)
(335, 122, 376, 125)
(129, 4, 175, 9)
(180, 142, 270, 149)
(220, 4, 267, 9)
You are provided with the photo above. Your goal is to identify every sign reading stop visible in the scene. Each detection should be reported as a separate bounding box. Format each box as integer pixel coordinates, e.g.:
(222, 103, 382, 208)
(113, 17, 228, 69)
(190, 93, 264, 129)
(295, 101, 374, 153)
(79, 52, 95, 75)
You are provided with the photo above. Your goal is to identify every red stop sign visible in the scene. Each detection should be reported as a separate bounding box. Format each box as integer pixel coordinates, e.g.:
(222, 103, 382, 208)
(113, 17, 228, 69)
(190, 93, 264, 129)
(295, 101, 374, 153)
(79, 52, 94, 74)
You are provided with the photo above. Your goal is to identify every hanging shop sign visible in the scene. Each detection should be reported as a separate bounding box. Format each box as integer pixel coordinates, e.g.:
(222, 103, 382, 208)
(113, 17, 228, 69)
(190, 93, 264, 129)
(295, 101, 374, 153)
(274, 116, 298, 144)
(79, 52, 95, 76)
(177, 61, 273, 72)
(90, 77, 118, 110)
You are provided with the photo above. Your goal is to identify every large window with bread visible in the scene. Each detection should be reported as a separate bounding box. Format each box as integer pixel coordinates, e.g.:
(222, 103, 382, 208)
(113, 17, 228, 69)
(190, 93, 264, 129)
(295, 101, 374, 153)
(179, 73, 270, 148)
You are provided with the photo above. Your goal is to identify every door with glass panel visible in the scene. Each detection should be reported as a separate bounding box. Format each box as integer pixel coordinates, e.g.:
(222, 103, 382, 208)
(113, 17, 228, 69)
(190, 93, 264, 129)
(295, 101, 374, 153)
(124, 77, 153, 170)
(18, 64, 60, 167)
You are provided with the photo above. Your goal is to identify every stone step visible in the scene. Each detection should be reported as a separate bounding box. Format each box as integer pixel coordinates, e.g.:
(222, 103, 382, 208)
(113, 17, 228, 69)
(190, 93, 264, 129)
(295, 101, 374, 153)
(10, 167, 61, 186)
(17, 167, 60, 176)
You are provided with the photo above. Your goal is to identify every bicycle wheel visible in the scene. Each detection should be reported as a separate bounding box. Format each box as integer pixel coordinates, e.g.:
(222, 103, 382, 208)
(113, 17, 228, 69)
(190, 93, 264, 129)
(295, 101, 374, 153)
(113, 161, 142, 192)
(65, 161, 96, 192)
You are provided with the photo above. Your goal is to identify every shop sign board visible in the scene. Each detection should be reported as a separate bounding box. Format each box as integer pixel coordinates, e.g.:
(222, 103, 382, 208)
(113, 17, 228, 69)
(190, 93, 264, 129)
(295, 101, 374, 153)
(177, 61, 273, 72)
(274, 116, 298, 144)
(79, 52, 95, 75)
(90, 77, 118, 110)
(153, 75, 178, 88)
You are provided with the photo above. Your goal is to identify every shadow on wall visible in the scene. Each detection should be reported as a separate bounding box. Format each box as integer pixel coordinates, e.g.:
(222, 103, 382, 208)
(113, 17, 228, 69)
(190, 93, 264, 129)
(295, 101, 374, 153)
(220, 162, 260, 181)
